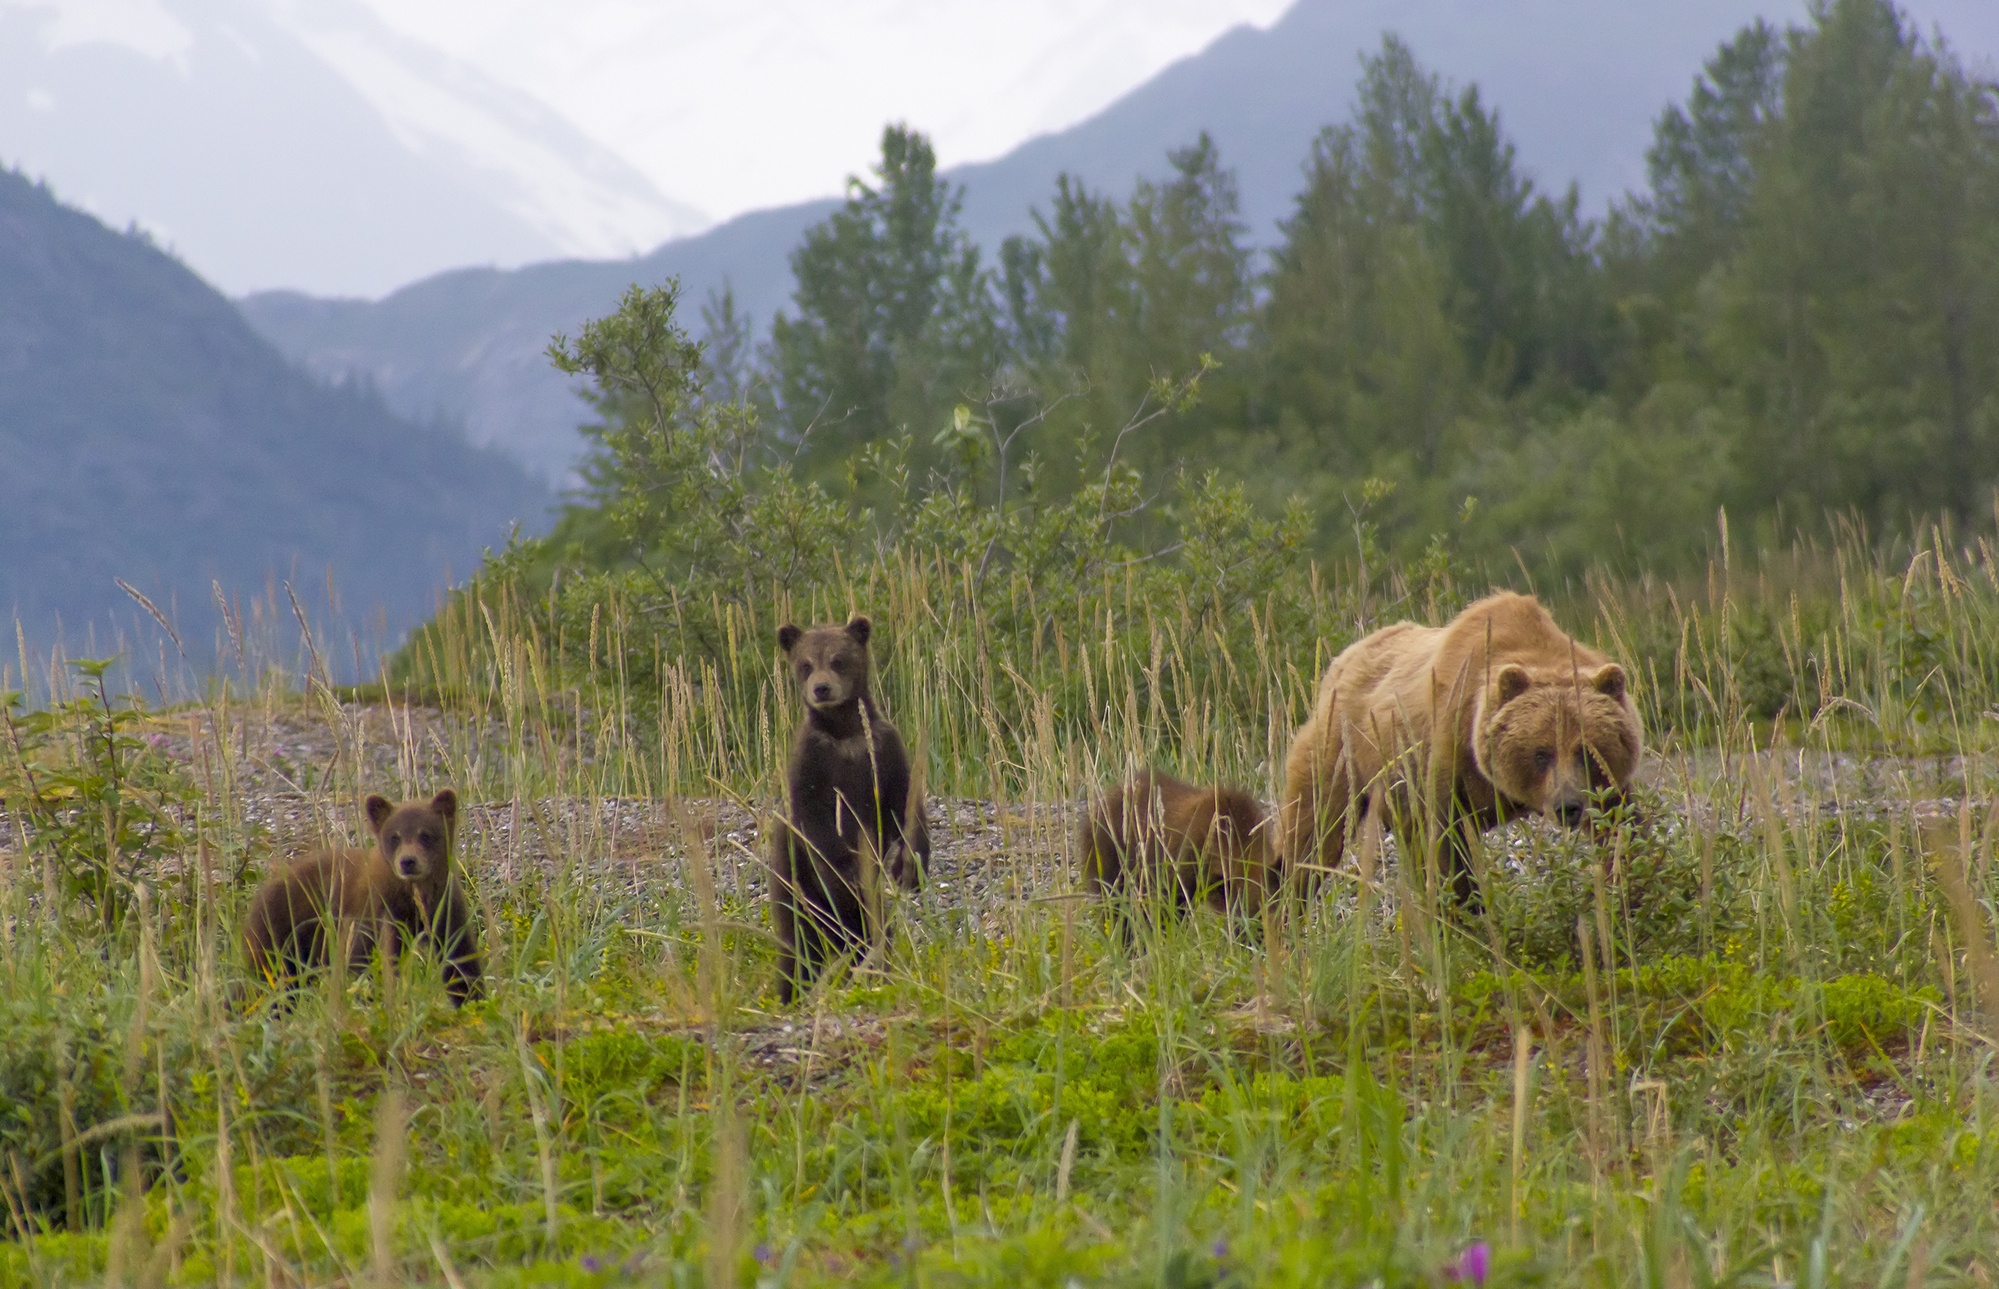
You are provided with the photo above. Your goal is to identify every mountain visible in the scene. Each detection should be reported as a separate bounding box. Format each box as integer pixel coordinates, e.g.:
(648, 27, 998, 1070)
(240, 199, 840, 481)
(0, 166, 550, 678)
(951, 0, 1794, 251)
(241, 0, 1999, 484)
(0, 0, 707, 298)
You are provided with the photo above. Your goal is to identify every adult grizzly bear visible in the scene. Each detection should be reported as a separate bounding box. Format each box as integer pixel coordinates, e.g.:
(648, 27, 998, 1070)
(1280, 591, 1642, 910)
(244, 789, 483, 1006)
(768, 615, 930, 1003)
(1079, 770, 1279, 942)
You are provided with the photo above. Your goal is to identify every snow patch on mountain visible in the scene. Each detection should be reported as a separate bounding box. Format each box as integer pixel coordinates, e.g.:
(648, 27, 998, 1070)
(0, 0, 706, 295)
(264, 0, 707, 261)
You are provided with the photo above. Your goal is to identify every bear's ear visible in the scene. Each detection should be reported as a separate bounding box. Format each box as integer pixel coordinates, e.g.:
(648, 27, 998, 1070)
(844, 615, 872, 646)
(429, 788, 458, 823)
(1493, 664, 1532, 706)
(1591, 663, 1627, 701)
(365, 795, 395, 834)
(777, 624, 802, 654)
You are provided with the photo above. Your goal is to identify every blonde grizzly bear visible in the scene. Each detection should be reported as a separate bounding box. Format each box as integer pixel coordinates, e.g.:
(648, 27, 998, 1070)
(244, 790, 482, 1007)
(1280, 591, 1642, 911)
(1079, 770, 1280, 942)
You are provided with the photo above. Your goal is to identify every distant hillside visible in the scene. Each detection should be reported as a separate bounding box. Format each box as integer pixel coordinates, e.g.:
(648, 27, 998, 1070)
(242, 0, 1999, 483)
(0, 167, 550, 678)
(240, 200, 837, 481)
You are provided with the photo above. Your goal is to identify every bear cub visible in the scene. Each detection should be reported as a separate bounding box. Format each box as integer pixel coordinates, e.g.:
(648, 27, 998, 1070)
(1080, 770, 1281, 942)
(769, 615, 930, 1003)
(244, 789, 483, 1007)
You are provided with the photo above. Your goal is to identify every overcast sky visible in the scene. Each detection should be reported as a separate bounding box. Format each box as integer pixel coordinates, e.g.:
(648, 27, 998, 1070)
(349, 0, 1291, 222)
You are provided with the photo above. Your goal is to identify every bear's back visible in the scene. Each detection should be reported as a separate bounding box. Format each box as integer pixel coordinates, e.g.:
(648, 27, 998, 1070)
(268, 848, 385, 915)
(244, 846, 389, 969)
(1437, 591, 1610, 678)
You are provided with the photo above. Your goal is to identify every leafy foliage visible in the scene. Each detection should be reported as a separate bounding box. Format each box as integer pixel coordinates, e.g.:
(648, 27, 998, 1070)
(0, 659, 196, 930)
(767, 125, 1003, 466)
(715, 3, 1999, 583)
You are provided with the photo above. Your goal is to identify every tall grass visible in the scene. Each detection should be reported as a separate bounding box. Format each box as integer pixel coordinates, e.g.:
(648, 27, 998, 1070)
(6, 522, 1999, 1285)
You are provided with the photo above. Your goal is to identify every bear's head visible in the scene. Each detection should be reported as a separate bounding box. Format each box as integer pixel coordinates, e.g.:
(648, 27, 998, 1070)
(1474, 663, 1641, 828)
(1225, 810, 1282, 891)
(777, 616, 873, 712)
(366, 790, 458, 887)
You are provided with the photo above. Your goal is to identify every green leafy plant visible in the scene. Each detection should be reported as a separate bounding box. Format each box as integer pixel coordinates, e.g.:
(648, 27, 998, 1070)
(0, 659, 195, 930)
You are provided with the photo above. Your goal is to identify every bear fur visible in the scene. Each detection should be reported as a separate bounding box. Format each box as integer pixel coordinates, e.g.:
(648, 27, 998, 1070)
(768, 615, 930, 1003)
(1280, 590, 1643, 910)
(1079, 770, 1280, 941)
(244, 789, 482, 1006)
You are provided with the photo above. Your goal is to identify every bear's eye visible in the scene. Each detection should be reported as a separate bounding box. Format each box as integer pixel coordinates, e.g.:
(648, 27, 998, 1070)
(797, 662, 811, 678)
(1532, 749, 1554, 774)
(829, 658, 845, 673)
(383, 832, 397, 846)
(418, 831, 433, 845)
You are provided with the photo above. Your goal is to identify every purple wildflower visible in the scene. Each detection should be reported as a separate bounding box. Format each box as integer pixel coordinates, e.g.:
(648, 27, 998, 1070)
(1212, 1238, 1230, 1260)
(580, 1255, 605, 1273)
(1451, 1242, 1492, 1286)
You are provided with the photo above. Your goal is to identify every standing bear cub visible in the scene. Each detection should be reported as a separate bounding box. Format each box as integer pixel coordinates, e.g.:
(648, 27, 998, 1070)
(1079, 770, 1281, 943)
(1281, 591, 1643, 910)
(768, 615, 930, 1003)
(244, 789, 483, 1007)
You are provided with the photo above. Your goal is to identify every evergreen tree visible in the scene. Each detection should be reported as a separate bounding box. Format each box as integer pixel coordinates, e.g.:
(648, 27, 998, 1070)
(767, 125, 1001, 462)
(1261, 36, 1603, 487)
(1126, 134, 1254, 380)
(1715, 0, 1999, 519)
(699, 282, 758, 409)
(1008, 174, 1131, 391)
(1000, 137, 1252, 484)
(1639, 21, 1785, 278)
(1262, 119, 1467, 476)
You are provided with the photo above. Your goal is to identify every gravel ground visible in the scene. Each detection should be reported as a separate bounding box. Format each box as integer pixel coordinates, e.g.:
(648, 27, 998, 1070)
(3, 700, 1987, 916)
(6, 701, 1984, 1094)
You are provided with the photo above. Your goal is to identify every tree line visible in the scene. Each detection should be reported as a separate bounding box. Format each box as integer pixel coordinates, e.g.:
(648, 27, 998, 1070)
(542, 0, 1999, 602)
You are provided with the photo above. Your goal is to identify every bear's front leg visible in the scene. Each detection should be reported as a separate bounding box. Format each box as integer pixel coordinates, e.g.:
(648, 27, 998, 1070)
(431, 884, 484, 1007)
(772, 825, 853, 1003)
(769, 825, 807, 1004)
(1437, 826, 1484, 914)
(341, 915, 379, 976)
(1430, 795, 1501, 915)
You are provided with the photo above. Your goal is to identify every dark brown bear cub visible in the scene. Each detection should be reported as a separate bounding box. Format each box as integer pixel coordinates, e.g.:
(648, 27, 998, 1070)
(1080, 770, 1280, 942)
(768, 615, 930, 1003)
(244, 789, 482, 1007)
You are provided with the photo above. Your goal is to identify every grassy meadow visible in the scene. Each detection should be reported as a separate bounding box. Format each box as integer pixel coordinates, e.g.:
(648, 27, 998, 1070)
(8, 527, 1999, 1287)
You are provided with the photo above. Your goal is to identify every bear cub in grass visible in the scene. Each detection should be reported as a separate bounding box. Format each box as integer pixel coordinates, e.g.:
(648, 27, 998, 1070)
(769, 615, 930, 1003)
(244, 790, 483, 1006)
(1281, 590, 1643, 911)
(1080, 770, 1281, 942)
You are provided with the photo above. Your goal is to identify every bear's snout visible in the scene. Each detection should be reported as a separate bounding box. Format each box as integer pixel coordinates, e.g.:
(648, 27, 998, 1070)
(396, 854, 422, 878)
(812, 681, 834, 702)
(1552, 793, 1588, 829)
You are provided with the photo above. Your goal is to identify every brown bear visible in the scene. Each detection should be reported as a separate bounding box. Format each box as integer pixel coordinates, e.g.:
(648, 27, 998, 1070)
(1280, 590, 1643, 911)
(1079, 770, 1280, 942)
(768, 615, 930, 1003)
(244, 789, 483, 1007)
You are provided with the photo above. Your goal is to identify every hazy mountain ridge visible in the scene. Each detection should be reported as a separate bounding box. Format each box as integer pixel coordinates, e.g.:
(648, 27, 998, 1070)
(0, 166, 551, 673)
(240, 0, 1999, 484)
(0, 0, 707, 297)
(241, 199, 839, 481)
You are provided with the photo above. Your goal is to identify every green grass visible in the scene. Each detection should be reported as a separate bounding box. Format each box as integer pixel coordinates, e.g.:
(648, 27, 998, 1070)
(8, 531, 1999, 1286)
